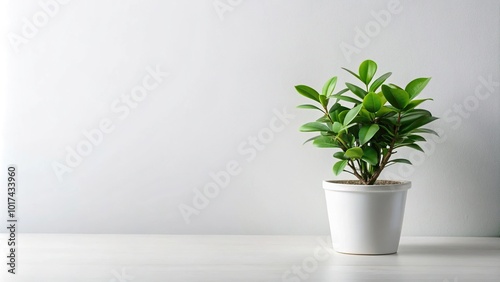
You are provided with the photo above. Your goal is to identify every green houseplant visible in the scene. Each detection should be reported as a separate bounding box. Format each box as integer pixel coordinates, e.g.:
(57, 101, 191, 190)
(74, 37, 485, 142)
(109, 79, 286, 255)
(295, 59, 437, 254)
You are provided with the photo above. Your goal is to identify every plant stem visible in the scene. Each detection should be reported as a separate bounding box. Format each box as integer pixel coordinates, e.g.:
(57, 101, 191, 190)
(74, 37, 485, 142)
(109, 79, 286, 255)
(347, 161, 365, 183)
(367, 112, 402, 184)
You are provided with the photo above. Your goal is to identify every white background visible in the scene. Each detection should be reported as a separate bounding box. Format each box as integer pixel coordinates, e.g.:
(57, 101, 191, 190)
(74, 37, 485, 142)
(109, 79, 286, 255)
(1, 0, 499, 236)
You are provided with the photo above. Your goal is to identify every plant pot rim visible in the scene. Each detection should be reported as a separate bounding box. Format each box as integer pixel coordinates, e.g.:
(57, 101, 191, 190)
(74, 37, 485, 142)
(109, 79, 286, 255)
(323, 180, 411, 192)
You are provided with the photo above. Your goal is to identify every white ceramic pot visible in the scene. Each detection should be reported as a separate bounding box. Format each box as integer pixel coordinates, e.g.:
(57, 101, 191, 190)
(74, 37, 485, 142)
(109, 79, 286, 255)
(323, 180, 411, 255)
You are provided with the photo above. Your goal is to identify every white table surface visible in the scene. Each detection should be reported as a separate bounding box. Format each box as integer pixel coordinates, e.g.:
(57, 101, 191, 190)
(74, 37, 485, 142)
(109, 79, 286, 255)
(1, 234, 499, 282)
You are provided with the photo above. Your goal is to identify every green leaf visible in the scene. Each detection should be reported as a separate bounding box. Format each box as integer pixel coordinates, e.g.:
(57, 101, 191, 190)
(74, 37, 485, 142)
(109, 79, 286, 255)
(361, 147, 378, 166)
(340, 122, 357, 133)
(299, 122, 331, 132)
(343, 104, 363, 126)
(400, 116, 438, 134)
(295, 85, 320, 102)
(333, 160, 348, 176)
(344, 147, 363, 159)
(316, 115, 330, 123)
(359, 108, 372, 119)
(333, 151, 346, 160)
(403, 98, 433, 111)
(381, 85, 410, 110)
(388, 83, 404, 90)
(376, 106, 398, 117)
(331, 122, 343, 133)
(346, 83, 367, 99)
(342, 67, 363, 82)
(328, 102, 341, 113)
(338, 110, 348, 124)
(406, 134, 426, 142)
(369, 72, 392, 92)
(363, 92, 382, 113)
(377, 91, 387, 105)
(388, 159, 412, 165)
(402, 108, 432, 117)
(377, 124, 395, 136)
(359, 124, 380, 145)
(331, 94, 362, 104)
(319, 95, 328, 108)
(413, 128, 439, 136)
(359, 60, 377, 85)
(322, 76, 338, 97)
(297, 104, 323, 111)
(400, 109, 432, 125)
(404, 143, 424, 152)
(313, 136, 339, 148)
(335, 88, 349, 96)
(302, 135, 321, 145)
(405, 77, 431, 100)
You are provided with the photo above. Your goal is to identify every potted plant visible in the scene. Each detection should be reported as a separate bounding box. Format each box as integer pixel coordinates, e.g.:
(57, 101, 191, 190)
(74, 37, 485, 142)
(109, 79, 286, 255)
(295, 59, 437, 255)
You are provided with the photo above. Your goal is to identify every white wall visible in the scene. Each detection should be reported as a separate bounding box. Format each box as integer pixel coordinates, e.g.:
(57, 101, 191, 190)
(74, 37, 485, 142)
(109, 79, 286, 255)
(1, 0, 499, 236)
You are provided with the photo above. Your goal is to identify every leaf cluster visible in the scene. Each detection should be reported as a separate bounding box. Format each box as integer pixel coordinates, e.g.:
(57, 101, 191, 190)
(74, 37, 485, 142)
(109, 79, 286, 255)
(296, 60, 437, 184)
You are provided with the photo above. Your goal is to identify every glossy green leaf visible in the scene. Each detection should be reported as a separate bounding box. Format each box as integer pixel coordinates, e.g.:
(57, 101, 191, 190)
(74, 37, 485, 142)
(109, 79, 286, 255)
(313, 136, 339, 148)
(338, 110, 348, 124)
(377, 91, 387, 105)
(402, 108, 432, 117)
(363, 92, 382, 113)
(343, 104, 363, 126)
(361, 147, 378, 166)
(322, 76, 338, 97)
(359, 108, 372, 119)
(388, 158, 412, 165)
(319, 94, 328, 108)
(342, 67, 363, 82)
(405, 77, 431, 100)
(302, 135, 321, 145)
(412, 128, 439, 136)
(403, 98, 433, 111)
(359, 124, 380, 145)
(359, 60, 377, 85)
(377, 124, 395, 136)
(331, 122, 343, 133)
(400, 116, 438, 134)
(376, 106, 397, 117)
(406, 135, 426, 142)
(404, 143, 424, 152)
(335, 88, 349, 96)
(299, 122, 331, 132)
(331, 94, 362, 104)
(369, 72, 392, 92)
(316, 115, 330, 123)
(346, 83, 367, 99)
(295, 85, 320, 102)
(340, 123, 357, 133)
(297, 104, 323, 111)
(345, 147, 363, 159)
(381, 85, 410, 110)
(400, 109, 432, 125)
(333, 151, 346, 160)
(333, 160, 348, 175)
(388, 83, 404, 90)
(328, 102, 341, 113)
(347, 134, 355, 147)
